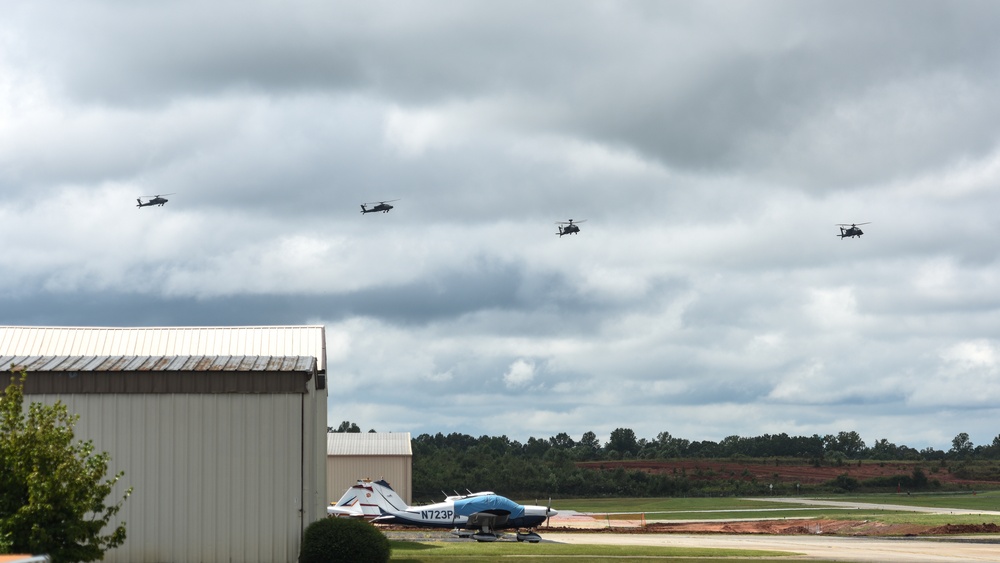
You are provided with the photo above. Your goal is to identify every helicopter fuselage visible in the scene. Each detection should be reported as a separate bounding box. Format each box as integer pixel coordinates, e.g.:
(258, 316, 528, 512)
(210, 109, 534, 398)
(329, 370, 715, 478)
(137, 197, 168, 207)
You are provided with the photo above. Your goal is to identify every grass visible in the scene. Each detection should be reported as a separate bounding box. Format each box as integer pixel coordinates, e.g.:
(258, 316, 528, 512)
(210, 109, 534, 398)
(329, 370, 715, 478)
(388, 540, 796, 562)
(547, 497, 794, 513)
(824, 490, 1000, 510)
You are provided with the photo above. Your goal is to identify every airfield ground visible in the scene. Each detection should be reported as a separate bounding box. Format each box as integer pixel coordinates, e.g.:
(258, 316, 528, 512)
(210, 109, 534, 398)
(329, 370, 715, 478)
(386, 497, 1000, 562)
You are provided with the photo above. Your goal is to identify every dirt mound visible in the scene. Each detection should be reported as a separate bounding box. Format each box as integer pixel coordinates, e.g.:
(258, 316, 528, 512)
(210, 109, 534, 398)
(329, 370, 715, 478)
(581, 459, 1000, 487)
(927, 523, 1000, 534)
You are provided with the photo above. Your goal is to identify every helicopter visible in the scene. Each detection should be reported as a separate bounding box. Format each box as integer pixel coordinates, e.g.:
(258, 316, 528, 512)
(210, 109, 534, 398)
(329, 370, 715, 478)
(836, 222, 870, 239)
(556, 219, 585, 237)
(136, 194, 174, 208)
(361, 199, 399, 214)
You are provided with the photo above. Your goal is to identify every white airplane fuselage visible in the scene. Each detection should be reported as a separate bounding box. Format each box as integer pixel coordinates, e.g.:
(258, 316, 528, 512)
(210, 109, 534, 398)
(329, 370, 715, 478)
(362, 479, 555, 532)
(374, 499, 551, 530)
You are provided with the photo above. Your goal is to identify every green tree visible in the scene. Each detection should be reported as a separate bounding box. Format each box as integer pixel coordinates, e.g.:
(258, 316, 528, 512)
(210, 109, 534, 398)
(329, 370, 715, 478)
(607, 428, 639, 457)
(331, 421, 361, 433)
(824, 431, 866, 459)
(548, 432, 575, 449)
(948, 432, 974, 460)
(0, 371, 131, 562)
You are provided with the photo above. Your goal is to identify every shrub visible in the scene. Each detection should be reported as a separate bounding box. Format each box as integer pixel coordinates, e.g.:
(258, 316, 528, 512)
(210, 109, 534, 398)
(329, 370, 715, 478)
(829, 473, 859, 492)
(299, 518, 390, 563)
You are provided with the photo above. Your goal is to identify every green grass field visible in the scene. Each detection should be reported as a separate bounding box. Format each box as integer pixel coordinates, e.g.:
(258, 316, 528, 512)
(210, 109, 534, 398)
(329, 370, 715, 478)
(546, 490, 1000, 523)
(823, 490, 1000, 510)
(388, 540, 795, 562)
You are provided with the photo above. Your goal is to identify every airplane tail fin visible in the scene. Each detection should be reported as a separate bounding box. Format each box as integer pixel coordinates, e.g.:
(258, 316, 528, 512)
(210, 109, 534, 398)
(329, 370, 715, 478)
(329, 480, 388, 519)
(369, 479, 410, 512)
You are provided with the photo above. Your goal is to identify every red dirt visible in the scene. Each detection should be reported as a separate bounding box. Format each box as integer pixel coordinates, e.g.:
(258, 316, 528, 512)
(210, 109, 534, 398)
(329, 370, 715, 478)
(542, 520, 1000, 536)
(580, 459, 1000, 487)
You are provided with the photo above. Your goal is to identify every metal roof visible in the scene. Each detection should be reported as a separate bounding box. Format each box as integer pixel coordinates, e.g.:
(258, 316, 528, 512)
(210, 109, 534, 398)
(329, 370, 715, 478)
(1, 355, 317, 373)
(327, 432, 413, 456)
(0, 326, 327, 371)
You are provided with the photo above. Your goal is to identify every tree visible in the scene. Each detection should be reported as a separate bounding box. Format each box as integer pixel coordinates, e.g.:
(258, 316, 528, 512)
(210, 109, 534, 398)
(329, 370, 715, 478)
(607, 428, 639, 457)
(948, 432, 974, 460)
(824, 431, 866, 459)
(548, 432, 575, 449)
(0, 371, 131, 562)
(331, 421, 361, 433)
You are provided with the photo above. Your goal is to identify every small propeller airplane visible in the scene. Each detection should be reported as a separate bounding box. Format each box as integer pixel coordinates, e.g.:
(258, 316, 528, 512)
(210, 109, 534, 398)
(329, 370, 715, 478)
(136, 194, 174, 208)
(556, 219, 585, 237)
(361, 199, 399, 214)
(349, 478, 556, 542)
(836, 222, 870, 239)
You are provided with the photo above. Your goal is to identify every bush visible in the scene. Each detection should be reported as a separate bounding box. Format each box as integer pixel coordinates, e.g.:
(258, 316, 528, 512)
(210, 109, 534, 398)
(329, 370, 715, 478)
(299, 518, 390, 563)
(829, 473, 859, 492)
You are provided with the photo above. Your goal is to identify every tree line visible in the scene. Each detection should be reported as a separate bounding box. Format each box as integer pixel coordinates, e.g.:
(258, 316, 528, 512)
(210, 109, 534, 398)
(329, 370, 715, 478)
(398, 427, 1000, 500)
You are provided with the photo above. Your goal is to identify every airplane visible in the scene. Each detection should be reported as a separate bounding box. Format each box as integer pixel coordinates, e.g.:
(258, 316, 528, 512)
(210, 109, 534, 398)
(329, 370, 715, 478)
(361, 199, 399, 214)
(836, 222, 870, 239)
(327, 479, 382, 519)
(556, 219, 585, 237)
(359, 478, 556, 542)
(136, 194, 174, 208)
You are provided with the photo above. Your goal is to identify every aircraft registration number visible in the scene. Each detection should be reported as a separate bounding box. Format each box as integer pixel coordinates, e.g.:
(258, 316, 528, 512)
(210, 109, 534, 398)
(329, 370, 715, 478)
(420, 510, 454, 520)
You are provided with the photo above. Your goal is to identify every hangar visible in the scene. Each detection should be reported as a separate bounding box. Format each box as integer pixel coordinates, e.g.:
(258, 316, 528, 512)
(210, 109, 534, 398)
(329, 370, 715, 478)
(327, 432, 413, 505)
(0, 326, 328, 563)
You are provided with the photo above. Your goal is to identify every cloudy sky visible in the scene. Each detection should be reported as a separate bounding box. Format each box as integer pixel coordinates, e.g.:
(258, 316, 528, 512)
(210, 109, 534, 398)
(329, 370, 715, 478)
(3, 1, 999, 451)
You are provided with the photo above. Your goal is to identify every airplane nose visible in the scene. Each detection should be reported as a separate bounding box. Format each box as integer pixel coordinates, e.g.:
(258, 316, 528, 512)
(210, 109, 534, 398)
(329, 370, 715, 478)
(525, 505, 557, 517)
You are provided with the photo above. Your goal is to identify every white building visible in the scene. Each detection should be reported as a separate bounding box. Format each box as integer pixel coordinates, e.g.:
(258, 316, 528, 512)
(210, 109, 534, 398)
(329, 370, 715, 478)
(327, 432, 413, 505)
(0, 326, 328, 563)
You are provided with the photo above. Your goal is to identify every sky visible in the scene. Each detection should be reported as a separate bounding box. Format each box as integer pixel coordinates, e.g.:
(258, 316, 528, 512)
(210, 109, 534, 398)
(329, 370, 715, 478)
(2, 1, 999, 451)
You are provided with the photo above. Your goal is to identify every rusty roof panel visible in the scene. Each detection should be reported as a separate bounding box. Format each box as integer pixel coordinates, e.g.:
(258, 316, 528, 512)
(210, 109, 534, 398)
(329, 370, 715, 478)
(0, 326, 326, 370)
(0, 355, 316, 373)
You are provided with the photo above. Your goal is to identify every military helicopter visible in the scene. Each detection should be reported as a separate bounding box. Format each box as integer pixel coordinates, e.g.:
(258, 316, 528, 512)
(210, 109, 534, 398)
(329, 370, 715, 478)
(556, 219, 585, 237)
(836, 222, 870, 239)
(136, 194, 174, 208)
(361, 199, 399, 214)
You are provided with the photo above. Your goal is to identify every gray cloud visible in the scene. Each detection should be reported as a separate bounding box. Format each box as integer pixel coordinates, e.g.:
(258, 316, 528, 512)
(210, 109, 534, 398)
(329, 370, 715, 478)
(3, 0, 1000, 450)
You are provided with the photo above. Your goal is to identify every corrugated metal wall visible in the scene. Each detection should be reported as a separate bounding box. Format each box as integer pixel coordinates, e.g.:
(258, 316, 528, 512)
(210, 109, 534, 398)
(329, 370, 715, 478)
(327, 456, 413, 506)
(30, 394, 304, 563)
